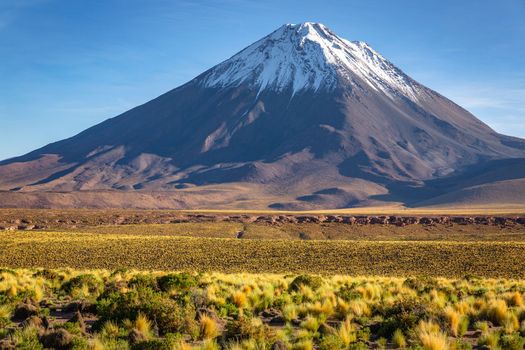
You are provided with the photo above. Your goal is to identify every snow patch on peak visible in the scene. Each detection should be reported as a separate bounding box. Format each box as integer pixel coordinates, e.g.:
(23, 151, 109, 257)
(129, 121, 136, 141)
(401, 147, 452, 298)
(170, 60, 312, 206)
(201, 22, 421, 101)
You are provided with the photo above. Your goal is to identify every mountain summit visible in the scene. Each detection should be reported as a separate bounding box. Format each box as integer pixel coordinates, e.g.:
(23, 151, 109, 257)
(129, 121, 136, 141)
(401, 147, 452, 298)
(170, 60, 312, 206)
(1, 22, 525, 209)
(202, 22, 419, 100)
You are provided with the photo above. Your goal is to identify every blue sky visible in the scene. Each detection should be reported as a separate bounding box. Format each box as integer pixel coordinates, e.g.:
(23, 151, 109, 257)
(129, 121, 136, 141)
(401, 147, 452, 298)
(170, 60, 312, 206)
(1, 0, 524, 161)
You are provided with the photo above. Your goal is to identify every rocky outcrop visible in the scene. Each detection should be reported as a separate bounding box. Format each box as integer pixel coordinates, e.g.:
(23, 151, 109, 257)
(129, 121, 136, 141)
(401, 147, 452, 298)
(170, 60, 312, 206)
(1, 210, 524, 230)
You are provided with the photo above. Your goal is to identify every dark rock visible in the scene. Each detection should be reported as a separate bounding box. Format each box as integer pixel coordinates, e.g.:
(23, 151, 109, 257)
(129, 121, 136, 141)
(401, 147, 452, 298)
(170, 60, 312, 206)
(419, 217, 434, 225)
(69, 311, 86, 333)
(341, 216, 355, 224)
(20, 315, 46, 330)
(268, 315, 285, 325)
(12, 303, 38, 321)
(325, 215, 342, 223)
(271, 340, 288, 350)
(260, 308, 281, 318)
(318, 322, 337, 335)
(370, 216, 388, 224)
(128, 328, 147, 344)
(355, 216, 369, 225)
(40, 329, 73, 350)
(63, 300, 84, 312)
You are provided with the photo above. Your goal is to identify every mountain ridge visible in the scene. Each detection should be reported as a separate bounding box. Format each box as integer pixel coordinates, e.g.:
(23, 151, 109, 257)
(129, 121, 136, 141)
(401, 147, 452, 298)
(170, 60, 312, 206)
(1, 22, 524, 209)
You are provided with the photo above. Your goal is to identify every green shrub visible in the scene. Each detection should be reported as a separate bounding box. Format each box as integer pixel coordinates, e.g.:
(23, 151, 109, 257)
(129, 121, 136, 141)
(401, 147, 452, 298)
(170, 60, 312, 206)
(129, 274, 158, 290)
(478, 330, 500, 348)
(348, 341, 368, 350)
(403, 277, 439, 294)
(225, 316, 269, 341)
(11, 326, 43, 349)
(378, 299, 430, 337)
(131, 339, 172, 350)
(56, 321, 84, 335)
(96, 287, 196, 335)
(500, 333, 525, 350)
(288, 275, 323, 292)
(336, 283, 362, 301)
(33, 269, 62, 281)
(70, 336, 90, 350)
(319, 334, 344, 350)
(61, 274, 103, 296)
(452, 339, 473, 350)
(217, 302, 240, 318)
(157, 273, 198, 293)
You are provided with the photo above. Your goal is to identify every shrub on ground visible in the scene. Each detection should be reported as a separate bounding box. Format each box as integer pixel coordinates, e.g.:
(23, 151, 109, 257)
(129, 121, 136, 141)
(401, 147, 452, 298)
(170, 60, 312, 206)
(288, 275, 323, 292)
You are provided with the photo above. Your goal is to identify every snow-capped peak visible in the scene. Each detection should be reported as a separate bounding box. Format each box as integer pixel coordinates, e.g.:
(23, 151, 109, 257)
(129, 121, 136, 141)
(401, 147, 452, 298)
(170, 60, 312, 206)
(201, 22, 420, 100)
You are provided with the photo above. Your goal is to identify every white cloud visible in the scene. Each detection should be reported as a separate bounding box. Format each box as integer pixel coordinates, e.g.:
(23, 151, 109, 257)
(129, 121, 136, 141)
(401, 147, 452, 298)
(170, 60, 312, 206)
(431, 81, 525, 138)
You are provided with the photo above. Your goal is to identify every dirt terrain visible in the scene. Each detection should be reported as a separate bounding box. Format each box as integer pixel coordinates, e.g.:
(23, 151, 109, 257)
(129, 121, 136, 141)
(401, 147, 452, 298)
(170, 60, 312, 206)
(1, 209, 524, 232)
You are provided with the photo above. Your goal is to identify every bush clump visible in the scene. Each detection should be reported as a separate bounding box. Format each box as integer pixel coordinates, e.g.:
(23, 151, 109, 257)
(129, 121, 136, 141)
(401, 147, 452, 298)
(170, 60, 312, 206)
(96, 286, 196, 335)
(378, 299, 430, 337)
(128, 274, 158, 290)
(288, 275, 323, 292)
(157, 273, 199, 293)
(61, 274, 103, 296)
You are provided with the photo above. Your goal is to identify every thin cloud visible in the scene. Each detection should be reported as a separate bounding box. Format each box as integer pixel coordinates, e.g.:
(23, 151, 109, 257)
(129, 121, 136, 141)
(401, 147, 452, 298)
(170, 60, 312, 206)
(437, 82, 525, 137)
(449, 86, 525, 111)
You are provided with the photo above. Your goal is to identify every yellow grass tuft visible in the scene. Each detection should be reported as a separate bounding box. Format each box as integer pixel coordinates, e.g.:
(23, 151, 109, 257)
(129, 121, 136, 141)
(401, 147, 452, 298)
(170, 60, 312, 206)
(282, 304, 298, 322)
(7, 285, 17, 297)
(348, 299, 371, 317)
(444, 306, 460, 336)
(292, 339, 313, 350)
(200, 315, 220, 339)
(337, 317, 357, 347)
(417, 321, 450, 350)
(502, 313, 519, 334)
(485, 299, 508, 325)
(91, 337, 105, 350)
(233, 290, 248, 308)
(0, 305, 11, 319)
(392, 329, 407, 348)
(33, 285, 44, 302)
(300, 316, 320, 333)
(102, 320, 120, 338)
(201, 340, 220, 350)
(509, 291, 524, 307)
(134, 313, 152, 338)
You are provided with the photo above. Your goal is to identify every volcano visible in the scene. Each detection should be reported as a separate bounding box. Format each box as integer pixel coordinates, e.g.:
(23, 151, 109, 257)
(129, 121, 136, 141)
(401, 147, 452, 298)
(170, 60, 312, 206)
(1, 22, 525, 209)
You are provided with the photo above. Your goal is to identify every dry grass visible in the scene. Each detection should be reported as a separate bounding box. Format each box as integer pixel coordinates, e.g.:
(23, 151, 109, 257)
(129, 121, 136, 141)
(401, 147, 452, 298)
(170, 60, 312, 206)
(68, 221, 525, 242)
(200, 315, 220, 339)
(417, 321, 450, 350)
(1, 231, 525, 277)
(191, 206, 525, 216)
(2, 269, 525, 349)
(134, 313, 152, 338)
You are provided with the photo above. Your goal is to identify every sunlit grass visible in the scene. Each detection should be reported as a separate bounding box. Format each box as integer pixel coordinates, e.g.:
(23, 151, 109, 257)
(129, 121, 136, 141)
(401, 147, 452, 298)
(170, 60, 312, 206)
(2, 231, 525, 277)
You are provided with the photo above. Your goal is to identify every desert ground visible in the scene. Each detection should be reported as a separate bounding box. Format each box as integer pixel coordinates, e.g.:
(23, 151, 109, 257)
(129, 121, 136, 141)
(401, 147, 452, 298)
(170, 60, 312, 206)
(1, 208, 525, 349)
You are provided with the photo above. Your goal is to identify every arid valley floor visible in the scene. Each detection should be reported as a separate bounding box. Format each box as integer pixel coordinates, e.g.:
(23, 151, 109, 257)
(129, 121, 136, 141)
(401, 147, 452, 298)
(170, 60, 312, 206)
(1, 208, 525, 349)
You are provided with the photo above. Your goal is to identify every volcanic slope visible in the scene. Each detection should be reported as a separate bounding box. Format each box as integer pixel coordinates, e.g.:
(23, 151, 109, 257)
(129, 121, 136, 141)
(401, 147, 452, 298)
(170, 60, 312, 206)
(1, 22, 524, 209)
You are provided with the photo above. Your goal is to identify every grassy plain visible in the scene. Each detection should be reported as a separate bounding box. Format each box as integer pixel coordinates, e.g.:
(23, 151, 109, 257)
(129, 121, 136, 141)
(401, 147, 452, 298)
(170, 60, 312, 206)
(67, 222, 525, 241)
(1, 230, 525, 278)
(2, 268, 525, 349)
(1, 210, 525, 349)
